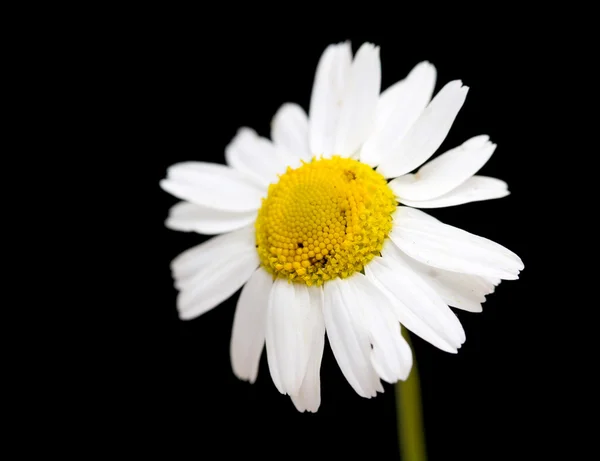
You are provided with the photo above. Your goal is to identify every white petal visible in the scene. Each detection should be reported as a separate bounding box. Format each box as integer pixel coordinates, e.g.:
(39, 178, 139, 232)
(271, 103, 311, 162)
(171, 225, 254, 286)
(166, 201, 256, 235)
(333, 43, 381, 157)
(160, 162, 264, 212)
(230, 268, 272, 383)
(370, 322, 413, 383)
(398, 176, 509, 208)
(390, 206, 524, 279)
(360, 62, 436, 167)
(265, 314, 283, 393)
(346, 274, 413, 383)
(173, 226, 260, 320)
(225, 128, 299, 189)
(389, 135, 497, 200)
(366, 256, 465, 353)
(291, 286, 325, 413)
(382, 240, 495, 313)
(309, 42, 352, 157)
(484, 276, 502, 287)
(377, 81, 469, 178)
(177, 259, 259, 320)
(265, 280, 317, 396)
(323, 277, 383, 398)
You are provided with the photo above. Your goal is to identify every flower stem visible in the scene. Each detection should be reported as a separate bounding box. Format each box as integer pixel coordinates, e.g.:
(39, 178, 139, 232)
(396, 329, 427, 461)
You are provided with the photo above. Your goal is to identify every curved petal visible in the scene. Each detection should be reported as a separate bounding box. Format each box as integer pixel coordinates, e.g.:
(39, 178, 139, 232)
(309, 42, 352, 157)
(171, 225, 254, 288)
(381, 240, 495, 313)
(398, 176, 509, 208)
(360, 61, 436, 167)
(291, 286, 325, 413)
(177, 260, 260, 320)
(365, 256, 465, 353)
(390, 206, 524, 279)
(389, 135, 497, 200)
(370, 321, 413, 383)
(173, 226, 260, 320)
(333, 43, 381, 157)
(265, 280, 318, 396)
(377, 81, 469, 178)
(347, 274, 413, 383)
(225, 128, 299, 189)
(230, 268, 273, 383)
(166, 201, 256, 235)
(271, 103, 311, 162)
(160, 162, 264, 212)
(323, 276, 383, 398)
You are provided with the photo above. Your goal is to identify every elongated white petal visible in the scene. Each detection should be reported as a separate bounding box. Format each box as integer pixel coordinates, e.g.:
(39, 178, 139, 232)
(366, 257, 465, 353)
(389, 135, 497, 200)
(291, 286, 325, 413)
(323, 276, 383, 398)
(171, 225, 254, 287)
(309, 42, 352, 157)
(361, 62, 436, 167)
(390, 206, 524, 279)
(160, 162, 264, 212)
(265, 318, 283, 394)
(166, 201, 256, 235)
(377, 81, 469, 178)
(398, 176, 509, 208)
(266, 280, 318, 396)
(381, 240, 495, 313)
(177, 261, 259, 320)
(225, 128, 298, 189)
(230, 268, 272, 383)
(370, 321, 413, 383)
(271, 103, 311, 162)
(333, 43, 381, 157)
(173, 226, 259, 320)
(346, 274, 413, 383)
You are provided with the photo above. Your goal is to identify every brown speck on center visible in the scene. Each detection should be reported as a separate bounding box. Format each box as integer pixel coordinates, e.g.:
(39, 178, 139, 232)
(344, 170, 357, 181)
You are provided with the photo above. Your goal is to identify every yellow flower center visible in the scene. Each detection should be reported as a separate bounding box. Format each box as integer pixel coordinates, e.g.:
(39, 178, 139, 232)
(255, 156, 397, 286)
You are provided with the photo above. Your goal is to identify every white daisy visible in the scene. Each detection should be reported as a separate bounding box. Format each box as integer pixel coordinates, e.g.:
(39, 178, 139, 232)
(160, 42, 524, 413)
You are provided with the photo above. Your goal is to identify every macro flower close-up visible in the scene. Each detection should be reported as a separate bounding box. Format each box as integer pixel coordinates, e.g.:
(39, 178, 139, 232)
(160, 41, 524, 414)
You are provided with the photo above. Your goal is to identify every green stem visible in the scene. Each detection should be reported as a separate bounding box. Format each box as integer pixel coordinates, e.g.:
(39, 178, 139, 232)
(395, 329, 427, 461)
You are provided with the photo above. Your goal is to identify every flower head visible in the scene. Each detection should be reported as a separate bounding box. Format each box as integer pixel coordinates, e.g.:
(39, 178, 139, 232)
(161, 42, 523, 412)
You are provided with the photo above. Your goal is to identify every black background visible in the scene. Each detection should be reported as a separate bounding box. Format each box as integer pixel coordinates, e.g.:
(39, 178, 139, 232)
(124, 17, 550, 461)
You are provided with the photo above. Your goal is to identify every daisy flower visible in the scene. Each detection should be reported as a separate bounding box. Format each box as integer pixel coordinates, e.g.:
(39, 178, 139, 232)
(160, 42, 524, 413)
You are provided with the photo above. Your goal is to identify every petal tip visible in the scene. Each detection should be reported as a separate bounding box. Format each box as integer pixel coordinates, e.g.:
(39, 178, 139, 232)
(158, 178, 170, 192)
(177, 308, 198, 321)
